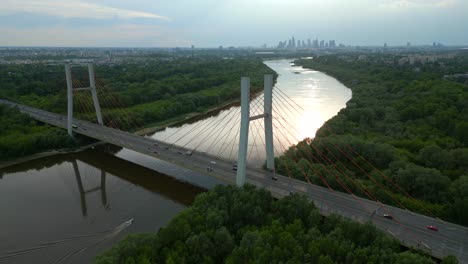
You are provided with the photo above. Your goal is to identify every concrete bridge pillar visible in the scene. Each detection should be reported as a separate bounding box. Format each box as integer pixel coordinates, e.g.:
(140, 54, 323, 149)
(264, 75, 275, 172)
(236, 77, 250, 187)
(65, 64, 73, 136)
(88, 64, 103, 125)
(65, 63, 103, 136)
(236, 75, 275, 187)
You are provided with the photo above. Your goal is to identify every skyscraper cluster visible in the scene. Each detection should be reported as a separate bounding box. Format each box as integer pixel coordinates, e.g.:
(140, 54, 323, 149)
(277, 37, 337, 49)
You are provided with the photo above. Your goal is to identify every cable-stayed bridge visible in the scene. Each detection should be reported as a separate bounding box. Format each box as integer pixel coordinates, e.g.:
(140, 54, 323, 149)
(1, 63, 467, 262)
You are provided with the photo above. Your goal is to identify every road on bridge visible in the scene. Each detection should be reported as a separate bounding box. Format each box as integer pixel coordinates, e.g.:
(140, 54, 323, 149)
(1, 99, 467, 262)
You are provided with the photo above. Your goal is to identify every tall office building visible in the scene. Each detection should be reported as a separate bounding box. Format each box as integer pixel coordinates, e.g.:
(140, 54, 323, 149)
(313, 39, 319, 48)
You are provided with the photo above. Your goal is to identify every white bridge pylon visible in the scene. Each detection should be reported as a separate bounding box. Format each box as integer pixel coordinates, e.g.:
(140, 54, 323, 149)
(236, 75, 275, 187)
(65, 63, 103, 136)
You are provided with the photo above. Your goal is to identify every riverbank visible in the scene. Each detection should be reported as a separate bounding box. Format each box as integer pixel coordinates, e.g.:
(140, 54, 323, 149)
(0, 141, 105, 169)
(0, 72, 273, 169)
(279, 54, 468, 226)
(135, 86, 266, 136)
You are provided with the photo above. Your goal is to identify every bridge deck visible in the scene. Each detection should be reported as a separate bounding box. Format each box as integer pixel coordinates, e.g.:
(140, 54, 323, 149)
(1, 99, 467, 262)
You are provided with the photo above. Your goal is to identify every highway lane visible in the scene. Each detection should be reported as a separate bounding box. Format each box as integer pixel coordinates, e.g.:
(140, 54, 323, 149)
(1, 99, 467, 262)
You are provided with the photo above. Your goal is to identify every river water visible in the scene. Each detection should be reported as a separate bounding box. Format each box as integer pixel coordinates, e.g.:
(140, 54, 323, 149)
(0, 59, 351, 263)
(150, 59, 352, 166)
(0, 147, 204, 264)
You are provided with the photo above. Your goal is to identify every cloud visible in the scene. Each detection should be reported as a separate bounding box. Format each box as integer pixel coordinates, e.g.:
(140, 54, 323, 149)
(379, 0, 459, 9)
(0, 24, 188, 47)
(0, 0, 169, 20)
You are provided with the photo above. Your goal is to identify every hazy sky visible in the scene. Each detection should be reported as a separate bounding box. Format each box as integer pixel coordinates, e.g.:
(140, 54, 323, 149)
(1, 0, 467, 47)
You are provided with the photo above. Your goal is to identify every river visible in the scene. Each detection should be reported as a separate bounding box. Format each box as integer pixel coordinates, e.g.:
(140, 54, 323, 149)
(0, 59, 351, 263)
(149, 59, 352, 166)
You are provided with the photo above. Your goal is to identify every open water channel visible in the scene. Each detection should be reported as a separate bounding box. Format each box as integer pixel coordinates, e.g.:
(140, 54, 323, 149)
(0, 59, 351, 263)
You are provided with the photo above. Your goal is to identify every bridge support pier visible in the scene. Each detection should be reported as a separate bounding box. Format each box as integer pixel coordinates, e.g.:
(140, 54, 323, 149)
(236, 75, 275, 187)
(65, 63, 104, 136)
(236, 77, 250, 187)
(65, 64, 73, 136)
(88, 64, 103, 125)
(264, 75, 275, 172)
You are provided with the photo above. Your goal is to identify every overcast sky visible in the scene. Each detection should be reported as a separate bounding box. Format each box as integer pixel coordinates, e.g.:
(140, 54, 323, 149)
(1, 0, 467, 47)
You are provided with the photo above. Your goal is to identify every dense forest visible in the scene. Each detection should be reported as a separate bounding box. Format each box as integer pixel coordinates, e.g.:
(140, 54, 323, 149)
(0, 56, 274, 160)
(0, 104, 76, 160)
(0, 57, 274, 130)
(275, 53, 468, 225)
(95, 185, 457, 264)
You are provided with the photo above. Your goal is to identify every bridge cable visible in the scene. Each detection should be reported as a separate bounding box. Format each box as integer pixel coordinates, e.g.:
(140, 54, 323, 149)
(214, 112, 242, 159)
(189, 107, 241, 152)
(272, 91, 414, 219)
(94, 79, 139, 130)
(94, 77, 144, 129)
(95, 79, 146, 131)
(272, 101, 379, 200)
(319, 125, 438, 218)
(272, 91, 410, 210)
(170, 109, 226, 148)
(205, 111, 242, 155)
(270, 117, 333, 189)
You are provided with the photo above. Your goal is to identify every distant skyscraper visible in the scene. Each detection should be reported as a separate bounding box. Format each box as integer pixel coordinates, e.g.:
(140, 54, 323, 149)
(307, 39, 311, 48)
(313, 39, 319, 48)
(329, 40, 336, 48)
(320, 40, 324, 48)
(407, 42, 411, 47)
(292, 36, 296, 48)
(278, 41, 286, 49)
(384, 43, 387, 48)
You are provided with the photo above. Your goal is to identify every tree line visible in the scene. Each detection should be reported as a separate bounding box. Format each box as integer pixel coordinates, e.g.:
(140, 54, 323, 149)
(0, 56, 274, 159)
(95, 185, 457, 264)
(0, 104, 76, 160)
(275, 52, 468, 225)
(1, 57, 274, 131)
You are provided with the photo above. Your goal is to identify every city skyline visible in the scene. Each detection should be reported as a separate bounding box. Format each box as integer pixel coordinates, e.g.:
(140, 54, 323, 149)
(1, 0, 468, 47)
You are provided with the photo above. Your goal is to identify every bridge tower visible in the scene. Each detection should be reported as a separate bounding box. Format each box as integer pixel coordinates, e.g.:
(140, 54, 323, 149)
(65, 63, 103, 136)
(236, 75, 275, 187)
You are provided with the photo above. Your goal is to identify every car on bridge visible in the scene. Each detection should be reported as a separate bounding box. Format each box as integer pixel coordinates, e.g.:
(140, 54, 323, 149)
(426, 225, 438, 231)
(383, 214, 393, 220)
